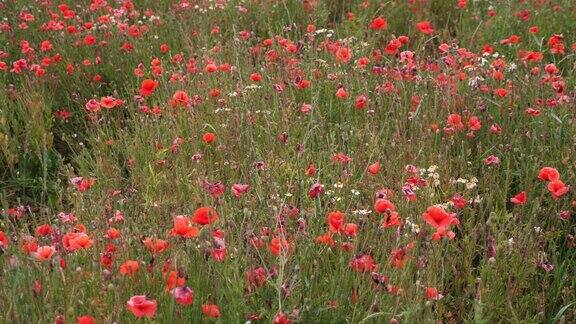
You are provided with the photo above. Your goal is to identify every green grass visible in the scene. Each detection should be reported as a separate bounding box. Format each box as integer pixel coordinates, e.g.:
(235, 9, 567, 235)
(0, 0, 575, 322)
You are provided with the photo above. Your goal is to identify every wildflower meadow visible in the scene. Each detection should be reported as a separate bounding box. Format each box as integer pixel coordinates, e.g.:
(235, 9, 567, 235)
(0, 0, 575, 323)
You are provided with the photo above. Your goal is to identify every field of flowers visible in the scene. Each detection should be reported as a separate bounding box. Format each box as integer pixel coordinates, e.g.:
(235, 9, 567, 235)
(1, 0, 575, 322)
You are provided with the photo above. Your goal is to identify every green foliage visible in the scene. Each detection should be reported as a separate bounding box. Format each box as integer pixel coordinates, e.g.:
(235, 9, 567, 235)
(0, 0, 575, 323)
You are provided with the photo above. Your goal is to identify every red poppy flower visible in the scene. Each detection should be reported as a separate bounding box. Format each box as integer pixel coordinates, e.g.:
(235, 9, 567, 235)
(385, 39, 402, 55)
(203, 132, 216, 144)
(201, 303, 221, 318)
(374, 199, 395, 213)
(391, 248, 407, 268)
(422, 206, 459, 230)
(269, 237, 289, 256)
(416, 21, 434, 34)
(355, 94, 367, 110)
(369, 17, 388, 30)
(367, 162, 380, 175)
(33, 245, 55, 262)
(192, 206, 218, 225)
(171, 90, 189, 107)
(35, 224, 52, 236)
(548, 180, 569, 200)
(484, 155, 501, 165)
(335, 47, 352, 63)
(274, 312, 291, 324)
(62, 232, 93, 251)
(308, 182, 324, 198)
(250, 72, 262, 82)
(172, 286, 194, 306)
(22, 237, 38, 255)
(119, 260, 140, 276)
(126, 295, 157, 318)
(510, 191, 527, 205)
(349, 254, 377, 272)
(171, 216, 200, 238)
(342, 223, 358, 237)
(447, 114, 464, 130)
(468, 116, 481, 131)
(315, 233, 335, 246)
(246, 267, 268, 289)
(425, 287, 443, 300)
(327, 211, 345, 232)
(538, 167, 560, 182)
(140, 79, 158, 97)
(165, 270, 186, 291)
(494, 88, 509, 98)
(232, 183, 249, 198)
(335, 87, 348, 99)
(452, 193, 468, 209)
(382, 211, 401, 228)
(76, 316, 96, 324)
(143, 238, 169, 254)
